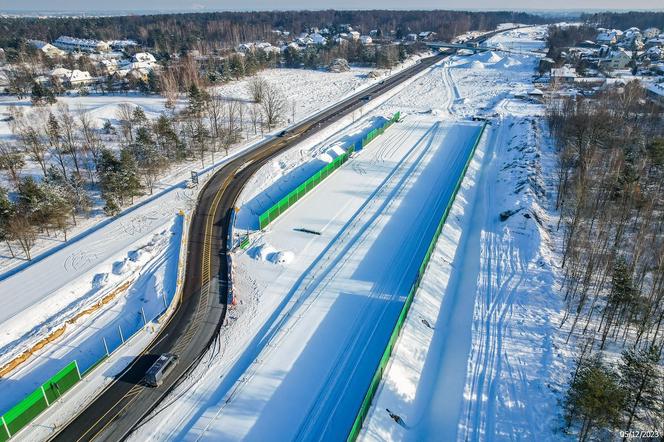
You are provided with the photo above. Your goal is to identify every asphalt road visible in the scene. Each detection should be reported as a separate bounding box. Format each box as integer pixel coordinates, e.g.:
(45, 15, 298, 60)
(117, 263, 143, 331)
(48, 47, 454, 442)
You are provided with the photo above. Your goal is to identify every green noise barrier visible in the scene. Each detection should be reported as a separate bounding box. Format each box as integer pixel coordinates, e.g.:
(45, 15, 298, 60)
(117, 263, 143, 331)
(346, 122, 487, 441)
(1, 361, 81, 441)
(258, 111, 401, 230)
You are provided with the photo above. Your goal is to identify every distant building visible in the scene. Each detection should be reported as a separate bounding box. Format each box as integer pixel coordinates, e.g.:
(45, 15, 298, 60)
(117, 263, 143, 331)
(28, 40, 65, 57)
(108, 39, 138, 50)
(310, 33, 327, 45)
(418, 31, 436, 41)
(643, 27, 661, 39)
(601, 48, 633, 69)
(54, 36, 109, 53)
(50, 68, 93, 86)
(349, 31, 360, 40)
(360, 35, 373, 45)
(596, 31, 618, 45)
(551, 66, 577, 84)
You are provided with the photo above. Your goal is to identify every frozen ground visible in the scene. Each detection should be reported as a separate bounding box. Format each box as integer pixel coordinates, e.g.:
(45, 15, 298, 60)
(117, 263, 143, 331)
(362, 26, 572, 441)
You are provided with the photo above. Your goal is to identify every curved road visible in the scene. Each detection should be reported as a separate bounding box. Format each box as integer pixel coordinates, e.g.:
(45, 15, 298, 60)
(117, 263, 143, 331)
(49, 48, 452, 442)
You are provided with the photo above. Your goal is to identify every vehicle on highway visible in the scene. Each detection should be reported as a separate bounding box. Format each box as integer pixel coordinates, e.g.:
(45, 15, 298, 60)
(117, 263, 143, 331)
(361, 95, 372, 101)
(277, 130, 289, 137)
(145, 353, 178, 387)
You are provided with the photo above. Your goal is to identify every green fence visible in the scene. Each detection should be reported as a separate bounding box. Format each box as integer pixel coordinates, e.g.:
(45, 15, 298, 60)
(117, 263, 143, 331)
(258, 111, 401, 230)
(346, 122, 487, 441)
(258, 144, 356, 229)
(361, 111, 400, 148)
(0, 361, 81, 441)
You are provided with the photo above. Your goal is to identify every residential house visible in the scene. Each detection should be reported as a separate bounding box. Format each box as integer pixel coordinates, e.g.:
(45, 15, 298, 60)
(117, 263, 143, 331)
(643, 27, 661, 39)
(418, 31, 436, 41)
(50, 68, 93, 86)
(596, 31, 618, 45)
(28, 40, 65, 57)
(54, 36, 109, 53)
(551, 66, 578, 84)
(360, 35, 373, 45)
(601, 48, 633, 69)
(349, 31, 360, 40)
(310, 33, 327, 45)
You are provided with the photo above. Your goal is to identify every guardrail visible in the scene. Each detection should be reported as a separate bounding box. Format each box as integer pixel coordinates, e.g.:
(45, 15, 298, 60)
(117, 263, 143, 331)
(258, 111, 401, 230)
(346, 121, 487, 441)
(0, 213, 188, 441)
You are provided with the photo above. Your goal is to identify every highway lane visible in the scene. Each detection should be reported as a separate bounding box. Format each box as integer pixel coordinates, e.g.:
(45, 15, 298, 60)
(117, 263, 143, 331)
(48, 48, 451, 442)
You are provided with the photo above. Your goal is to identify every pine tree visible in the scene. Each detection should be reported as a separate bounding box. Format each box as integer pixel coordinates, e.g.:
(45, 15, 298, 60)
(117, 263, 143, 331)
(0, 186, 16, 258)
(565, 353, 625, 441)
(119, 147, 143, 204)
(619, 346, 662, 436)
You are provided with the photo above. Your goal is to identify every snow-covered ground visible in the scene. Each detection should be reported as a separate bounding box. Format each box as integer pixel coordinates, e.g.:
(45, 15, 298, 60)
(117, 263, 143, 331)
(0, 57, 429, 429)
(362, 26, 572, 441)
(0, 63, 406, 359)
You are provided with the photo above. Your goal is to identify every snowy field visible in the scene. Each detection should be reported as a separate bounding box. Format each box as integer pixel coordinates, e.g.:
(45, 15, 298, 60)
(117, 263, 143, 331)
(362, 26, 572, 441)
(0, 216, 182, 415)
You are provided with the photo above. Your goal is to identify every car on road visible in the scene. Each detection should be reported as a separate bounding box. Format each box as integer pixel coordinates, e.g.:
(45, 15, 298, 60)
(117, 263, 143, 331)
(361, 95, 372, 101)
(277, 130, 289, 137)
(145, 353, 178, 387)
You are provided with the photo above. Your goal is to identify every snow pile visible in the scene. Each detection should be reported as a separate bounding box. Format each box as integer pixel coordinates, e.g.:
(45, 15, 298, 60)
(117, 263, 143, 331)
(464, 60, 485, 69)
(494, 56, 522, 69)
(478, 51, 503, 64)
(270, 251, 294, 265)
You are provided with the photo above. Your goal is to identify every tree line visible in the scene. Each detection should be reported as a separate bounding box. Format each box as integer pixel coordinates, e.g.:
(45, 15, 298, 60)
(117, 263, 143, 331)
(0, 78, 287, 260)
(0, 10, 547, 57)
(546, 82, 664, 440)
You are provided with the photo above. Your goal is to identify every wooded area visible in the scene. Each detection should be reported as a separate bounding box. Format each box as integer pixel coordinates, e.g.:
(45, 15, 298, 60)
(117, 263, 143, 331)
(547, 82, 664, 440)
(0, 10, 545, 55)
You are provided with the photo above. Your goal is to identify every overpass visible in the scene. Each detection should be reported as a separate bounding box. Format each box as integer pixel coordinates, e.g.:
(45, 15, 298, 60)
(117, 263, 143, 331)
(426, 41, 489, 53)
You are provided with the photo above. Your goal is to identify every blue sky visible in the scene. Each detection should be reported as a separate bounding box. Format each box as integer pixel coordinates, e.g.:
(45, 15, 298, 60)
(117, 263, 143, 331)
(0, 0, 661, 12)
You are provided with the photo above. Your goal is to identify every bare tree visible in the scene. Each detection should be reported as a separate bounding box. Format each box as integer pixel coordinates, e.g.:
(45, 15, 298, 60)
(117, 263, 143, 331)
(249, 104, 260, 135)
(247, 76, 267, 103)
(7, 211, 36, 260)
(57, 103, 83, 178)
(261, 83, 286, 129)
(79, 111, 104, 183)
(0, 142, 25, 185)
(116, 103, 135, 143)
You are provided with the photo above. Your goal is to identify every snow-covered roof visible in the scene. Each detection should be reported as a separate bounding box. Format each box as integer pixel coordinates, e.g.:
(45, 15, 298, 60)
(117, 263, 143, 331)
(551, 66, 577, 78)
(360, 35, 372, 44)
(310, 33, 326, 45)
(132, 52, 156, 63)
